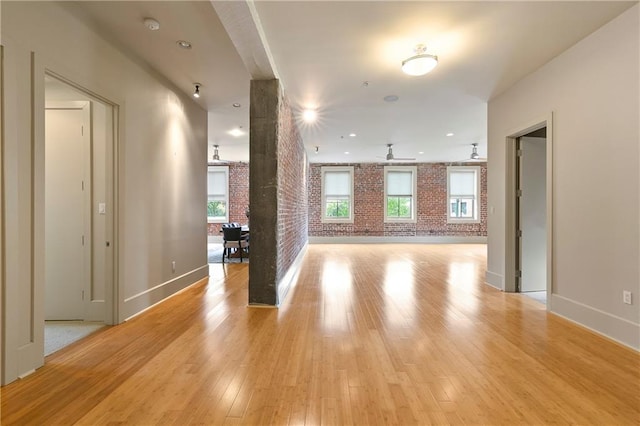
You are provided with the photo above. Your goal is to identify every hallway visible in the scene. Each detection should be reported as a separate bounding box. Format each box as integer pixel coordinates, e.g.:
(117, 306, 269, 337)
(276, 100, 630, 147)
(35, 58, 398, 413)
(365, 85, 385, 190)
(2, 244, 638, 425)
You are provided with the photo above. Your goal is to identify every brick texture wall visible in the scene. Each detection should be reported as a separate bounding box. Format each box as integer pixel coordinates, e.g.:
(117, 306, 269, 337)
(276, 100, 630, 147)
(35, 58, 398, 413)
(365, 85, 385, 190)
(207, 162, 250, 236)
(276, 92, 309, 283)
(308, 162, 487, 237)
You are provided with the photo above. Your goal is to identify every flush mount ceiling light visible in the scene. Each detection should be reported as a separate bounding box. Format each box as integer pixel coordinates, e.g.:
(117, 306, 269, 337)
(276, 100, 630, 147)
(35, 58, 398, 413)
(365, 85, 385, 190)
(402, 44, 438, 76)
(228, 127, 244, 137)
(176, 40, 192, 49)
(193, 83, 201, 98)
(143, 17, 160, 31)
(302, 109, 317, 123)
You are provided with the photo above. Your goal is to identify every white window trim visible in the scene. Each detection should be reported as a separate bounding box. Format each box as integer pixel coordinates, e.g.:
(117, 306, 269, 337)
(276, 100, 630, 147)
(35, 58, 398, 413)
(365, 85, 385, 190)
(321, 166, 354, 223)
(447, 165, 481, 224)
(384, 165, 417, 223)
(208, 165, 229, 223)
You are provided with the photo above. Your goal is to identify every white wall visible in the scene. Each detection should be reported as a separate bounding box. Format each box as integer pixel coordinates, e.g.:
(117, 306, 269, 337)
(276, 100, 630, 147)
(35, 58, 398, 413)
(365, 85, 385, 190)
(487, 6, 639, 349)
(1, 2, 208, 384)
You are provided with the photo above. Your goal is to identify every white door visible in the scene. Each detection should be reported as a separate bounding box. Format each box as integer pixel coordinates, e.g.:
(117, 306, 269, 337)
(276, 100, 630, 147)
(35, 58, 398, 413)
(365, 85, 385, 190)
(45, 104, 90, 320)
(519, 136, 547, 292)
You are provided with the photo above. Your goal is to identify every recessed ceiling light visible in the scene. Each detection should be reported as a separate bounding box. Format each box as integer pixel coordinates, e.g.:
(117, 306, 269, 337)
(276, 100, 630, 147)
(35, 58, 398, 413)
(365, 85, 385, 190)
(362, 81, 370, 87)
(419, 151, 424, 154)
(384, 95, 399, 103)
(143, 17, 160, 31)
(344, 151, 350, 155)
(349, 133, 356, 137)
(232, 103, 241, 108)
(228, 127, 244, 137)
(446, 132, 454, 137)
(176, 40, 192, 49)
(302, 109, 317, 123)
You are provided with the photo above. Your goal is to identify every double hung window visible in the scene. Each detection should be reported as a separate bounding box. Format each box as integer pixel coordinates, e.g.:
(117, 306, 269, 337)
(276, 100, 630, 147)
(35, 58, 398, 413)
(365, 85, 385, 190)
(321, 166, 354, 223)
(447, 166, 480, 223)
(384, 166, 417, 222)
(207, 166, 229, 222)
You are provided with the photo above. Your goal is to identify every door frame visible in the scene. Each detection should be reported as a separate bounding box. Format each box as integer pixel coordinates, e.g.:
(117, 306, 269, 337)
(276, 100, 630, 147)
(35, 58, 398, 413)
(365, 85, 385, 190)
(43, 70, 119, 325)
(504, 113, 554, 309)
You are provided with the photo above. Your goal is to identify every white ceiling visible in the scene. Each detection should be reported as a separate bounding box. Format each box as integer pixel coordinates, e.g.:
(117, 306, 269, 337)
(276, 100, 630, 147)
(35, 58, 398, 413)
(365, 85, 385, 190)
(62, 1, 635, 164)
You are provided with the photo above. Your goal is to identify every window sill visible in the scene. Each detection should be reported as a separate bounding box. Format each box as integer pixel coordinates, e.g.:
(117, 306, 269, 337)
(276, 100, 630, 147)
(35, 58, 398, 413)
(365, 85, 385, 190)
(208, 218, 228, 224)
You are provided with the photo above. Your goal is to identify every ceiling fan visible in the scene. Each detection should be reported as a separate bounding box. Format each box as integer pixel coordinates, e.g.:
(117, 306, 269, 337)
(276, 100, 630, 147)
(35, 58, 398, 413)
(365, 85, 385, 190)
(210, 144, 229, 164)
(458, 143, 487, 162)
(379, 144, 416, 161)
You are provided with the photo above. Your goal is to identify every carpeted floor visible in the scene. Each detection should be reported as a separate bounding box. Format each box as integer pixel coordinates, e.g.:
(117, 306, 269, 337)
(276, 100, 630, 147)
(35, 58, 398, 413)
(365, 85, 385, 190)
(44, 321, 105, 356)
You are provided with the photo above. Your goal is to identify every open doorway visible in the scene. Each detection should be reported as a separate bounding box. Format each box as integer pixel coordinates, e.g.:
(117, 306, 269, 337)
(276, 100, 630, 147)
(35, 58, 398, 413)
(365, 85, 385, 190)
(516, 128, 548, 305)
(44, 74, 116, 355)
(505, 116, 553, 308)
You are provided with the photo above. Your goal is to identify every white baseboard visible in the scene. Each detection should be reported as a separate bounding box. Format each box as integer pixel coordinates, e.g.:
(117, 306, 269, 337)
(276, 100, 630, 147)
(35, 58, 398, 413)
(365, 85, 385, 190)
(550, 294, 639, 351)
(122, 264, 209, 321)
(485, 270, 503, 290)
(308, 236, 487, 244)
(277, 242, 308, 306)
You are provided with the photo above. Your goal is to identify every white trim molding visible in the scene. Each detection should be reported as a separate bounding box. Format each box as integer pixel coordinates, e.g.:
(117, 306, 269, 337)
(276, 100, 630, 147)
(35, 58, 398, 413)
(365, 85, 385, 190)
(122, 264, 209, 321)
(551, 294, 640, 351)
(276, 242, 308, 306)
(484, 271, 503, 290)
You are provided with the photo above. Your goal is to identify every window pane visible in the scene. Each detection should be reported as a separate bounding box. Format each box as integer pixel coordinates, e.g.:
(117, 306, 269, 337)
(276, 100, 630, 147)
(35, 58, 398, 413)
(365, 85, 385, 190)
(325, 171, 351, 196)
(208, 170, 226, 195)
(450, 171, 475, 196)
(208, 200, 226, 218)
(326, 199, 350, 218)
(449, 198, 474, 218)
(387, 196, 412, 218)
(387, 171, 413, 196)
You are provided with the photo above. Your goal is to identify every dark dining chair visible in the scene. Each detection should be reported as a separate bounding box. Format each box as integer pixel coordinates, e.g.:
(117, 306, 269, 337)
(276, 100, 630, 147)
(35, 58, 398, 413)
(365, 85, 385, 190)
(221, 224, 249, 263)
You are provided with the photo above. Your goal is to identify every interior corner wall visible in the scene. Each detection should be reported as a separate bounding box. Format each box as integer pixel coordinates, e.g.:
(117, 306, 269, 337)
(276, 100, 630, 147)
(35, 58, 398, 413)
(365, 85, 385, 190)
(249, 79, 308, 306)
(487, 5, 639, 349)
(1, 2, 208, 384)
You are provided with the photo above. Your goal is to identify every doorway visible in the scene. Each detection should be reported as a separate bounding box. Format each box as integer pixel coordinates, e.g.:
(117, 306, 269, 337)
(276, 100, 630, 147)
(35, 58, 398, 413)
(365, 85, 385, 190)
(505, 116, 553, 308)
(516, 129, 548, 304)
(43, 74, 116, 354)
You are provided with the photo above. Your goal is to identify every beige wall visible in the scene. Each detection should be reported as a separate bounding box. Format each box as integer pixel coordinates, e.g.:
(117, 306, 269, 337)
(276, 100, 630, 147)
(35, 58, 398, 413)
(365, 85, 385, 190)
(487, 5, 639, 349)
(1, 2, 208, 384)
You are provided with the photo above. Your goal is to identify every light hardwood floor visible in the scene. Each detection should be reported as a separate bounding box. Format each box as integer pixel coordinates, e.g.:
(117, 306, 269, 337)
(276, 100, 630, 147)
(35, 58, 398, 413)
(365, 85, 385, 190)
(2, 244, 638, 425)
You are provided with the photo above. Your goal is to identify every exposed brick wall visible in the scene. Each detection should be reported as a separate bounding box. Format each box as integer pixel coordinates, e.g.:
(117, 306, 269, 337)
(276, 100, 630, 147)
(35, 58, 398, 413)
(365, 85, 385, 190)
(308, 162, 487, 237)
(276, 91, 308, 283)
(207, 162, 250, 236)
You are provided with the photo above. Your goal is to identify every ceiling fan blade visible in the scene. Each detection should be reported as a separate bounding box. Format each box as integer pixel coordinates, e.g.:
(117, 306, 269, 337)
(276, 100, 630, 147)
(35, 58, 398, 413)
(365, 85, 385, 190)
(392, 157, 416, 161)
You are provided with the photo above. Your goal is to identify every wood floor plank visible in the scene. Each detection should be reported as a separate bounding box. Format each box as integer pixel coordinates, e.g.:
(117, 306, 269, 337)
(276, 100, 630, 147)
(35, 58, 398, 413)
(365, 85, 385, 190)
(2, 244, 639, 425)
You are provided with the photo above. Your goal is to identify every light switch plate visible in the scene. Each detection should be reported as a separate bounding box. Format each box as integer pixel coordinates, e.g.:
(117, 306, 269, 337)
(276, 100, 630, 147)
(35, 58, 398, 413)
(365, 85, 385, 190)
(98, 203, 106, 215)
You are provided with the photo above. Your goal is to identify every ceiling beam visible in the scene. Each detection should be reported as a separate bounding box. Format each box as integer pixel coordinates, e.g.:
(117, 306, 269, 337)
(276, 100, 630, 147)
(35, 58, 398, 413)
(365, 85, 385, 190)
(211, 0, 279, 81)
